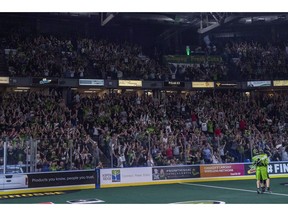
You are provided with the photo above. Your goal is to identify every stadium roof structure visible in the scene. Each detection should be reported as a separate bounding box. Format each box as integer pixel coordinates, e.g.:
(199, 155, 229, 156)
(2, 12, 288, 35)
(55, 12, 288, 34)
(1, 12, 288, 49)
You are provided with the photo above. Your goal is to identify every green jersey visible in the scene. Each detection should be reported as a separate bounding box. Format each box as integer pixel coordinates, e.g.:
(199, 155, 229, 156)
(252, 153, 269, 167)
(252, 153, 269, 181)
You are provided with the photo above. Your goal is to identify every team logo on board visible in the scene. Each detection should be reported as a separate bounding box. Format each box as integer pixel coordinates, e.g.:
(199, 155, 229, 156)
(112, 170, 121, 182)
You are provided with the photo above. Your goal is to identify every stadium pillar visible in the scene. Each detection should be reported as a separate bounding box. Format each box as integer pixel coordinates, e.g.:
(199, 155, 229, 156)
(95, 168, 100, 189)
(3, 137, 7, 174)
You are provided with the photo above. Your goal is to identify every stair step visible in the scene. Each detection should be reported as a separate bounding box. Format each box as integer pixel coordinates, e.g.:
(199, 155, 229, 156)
(0, 52, 8, 72)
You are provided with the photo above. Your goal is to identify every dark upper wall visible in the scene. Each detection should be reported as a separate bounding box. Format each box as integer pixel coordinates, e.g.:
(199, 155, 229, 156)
(1, 12, 288, 56)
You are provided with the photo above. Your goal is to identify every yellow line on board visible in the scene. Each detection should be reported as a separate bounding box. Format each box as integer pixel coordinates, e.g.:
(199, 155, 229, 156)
(0, 184, 95, 195)
(100, 177, 252, 188)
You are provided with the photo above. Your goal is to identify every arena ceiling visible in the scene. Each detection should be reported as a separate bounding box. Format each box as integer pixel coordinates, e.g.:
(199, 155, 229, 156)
(2, 12, 288, 37)
(53, 12, 288, 34)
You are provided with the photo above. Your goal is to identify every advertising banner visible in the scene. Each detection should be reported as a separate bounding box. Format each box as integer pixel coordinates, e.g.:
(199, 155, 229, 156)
(28, 170, 95, 188)
(79, 79, 104, 86)
(142, 81, 163, 89)
(100, 167, 152, 185)
(32, 78, 59, 85)
(58, 78, 79, 87)
(4, 49, 17, 55)
(8, 77, 30, 86)
(105, 80, 118, 88)
(192, 81, 214, 88)
(200, 164, 244, 178)
(0, 77, 9, 84)
(244, 161, 288, 176)
(215, 82, 239, 89)
(247, 81, 271, 87)
(163, 81, 185, 87)
(244, 163, 256, 175)
(273, 80, 288, 87)
(164, 55, 222, 64)
(152, 166, 200, 180)
(119, 80, 142, 87)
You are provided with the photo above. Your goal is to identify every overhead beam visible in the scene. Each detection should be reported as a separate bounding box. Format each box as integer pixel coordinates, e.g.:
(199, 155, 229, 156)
(210, 12, 219, 22)
(198, 22, 220, 34)
(101, 13, 118, 26)
(197, 15, 242, 34)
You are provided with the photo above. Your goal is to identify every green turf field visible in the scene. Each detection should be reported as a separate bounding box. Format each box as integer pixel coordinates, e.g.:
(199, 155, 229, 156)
(1, 178, 288, 204)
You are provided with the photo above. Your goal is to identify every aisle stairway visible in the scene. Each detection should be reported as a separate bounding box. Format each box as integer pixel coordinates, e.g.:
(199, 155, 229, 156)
(0, 49, 8, 76)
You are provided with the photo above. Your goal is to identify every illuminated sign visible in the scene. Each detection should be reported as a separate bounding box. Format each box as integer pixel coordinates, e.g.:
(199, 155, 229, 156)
(0, 77, 9, 84)
(247, 81, 271, 87)
(164, 81, 185, 87)
(79, 79, 104, 86)
(40, 78, 51, 84)
(215, 82, 238, 88)
(192, 82, 214, 88)
(164, 55, 222, 64)
(273, 80, 288, 87)
(119, 80, 142, 87)
(32, 78, 58, 85)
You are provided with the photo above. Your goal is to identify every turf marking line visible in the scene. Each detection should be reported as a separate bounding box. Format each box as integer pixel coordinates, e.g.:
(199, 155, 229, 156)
(180, 182, 288, 197)
(171, 200, 226, 204)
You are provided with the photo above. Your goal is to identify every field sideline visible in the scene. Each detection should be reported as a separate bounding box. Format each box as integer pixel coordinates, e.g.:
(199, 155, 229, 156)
(1, 177, 288, 204)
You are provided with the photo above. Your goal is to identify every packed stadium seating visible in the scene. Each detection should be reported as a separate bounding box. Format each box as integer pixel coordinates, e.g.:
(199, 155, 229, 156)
(2, 34, 288, 81)
(1, 30, 288, 172)
(1, 89, 288, 171)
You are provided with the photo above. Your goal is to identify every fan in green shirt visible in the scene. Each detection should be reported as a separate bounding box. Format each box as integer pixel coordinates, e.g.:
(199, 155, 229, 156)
(207, 120, 214, 134)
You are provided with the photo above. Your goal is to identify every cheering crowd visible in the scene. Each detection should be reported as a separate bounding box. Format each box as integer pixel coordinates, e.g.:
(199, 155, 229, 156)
(2, 34, 170, 80)
(2, 34, 288, 81)
(1, 33, 288, 172)
(223, 41, 288, 80)
(1, 89, 288, 171)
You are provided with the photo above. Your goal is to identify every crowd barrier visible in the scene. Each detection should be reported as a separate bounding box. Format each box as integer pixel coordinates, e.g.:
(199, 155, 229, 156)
(1, 162, 288, 192)
(98, 161, 288, 188)
(0, 170, 95, 191)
